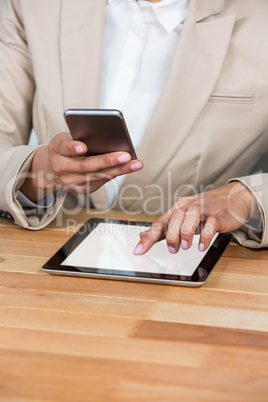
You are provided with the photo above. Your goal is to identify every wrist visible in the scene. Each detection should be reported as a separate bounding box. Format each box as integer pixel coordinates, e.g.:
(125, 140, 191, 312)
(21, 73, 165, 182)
(227, 181, 257, 221)
(19, 146, 57, 202)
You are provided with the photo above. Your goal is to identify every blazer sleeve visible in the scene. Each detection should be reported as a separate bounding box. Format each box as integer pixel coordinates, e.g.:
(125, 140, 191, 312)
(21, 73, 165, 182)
(228, 173, 268, 248)
(0, 0, 65, 230)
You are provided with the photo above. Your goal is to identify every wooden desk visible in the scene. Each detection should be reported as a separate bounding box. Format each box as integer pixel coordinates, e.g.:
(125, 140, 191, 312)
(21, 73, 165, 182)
(0, 210, 268, 401)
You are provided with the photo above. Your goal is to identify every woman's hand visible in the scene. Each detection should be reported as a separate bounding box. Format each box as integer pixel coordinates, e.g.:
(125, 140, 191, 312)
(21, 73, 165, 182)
(134, 182, 257, 255)
(20, 132, 143, 202)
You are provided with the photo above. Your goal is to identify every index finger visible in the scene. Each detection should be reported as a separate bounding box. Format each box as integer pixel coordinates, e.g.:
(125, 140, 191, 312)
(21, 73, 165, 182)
(133, 217, 167, 255)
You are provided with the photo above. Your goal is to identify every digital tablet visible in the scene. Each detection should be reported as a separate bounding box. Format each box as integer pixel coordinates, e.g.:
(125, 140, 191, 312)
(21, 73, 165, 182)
(42, 218, 232, 287)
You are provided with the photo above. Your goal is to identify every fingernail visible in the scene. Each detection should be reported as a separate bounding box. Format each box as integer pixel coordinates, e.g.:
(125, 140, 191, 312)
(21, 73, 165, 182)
(134, 244, 143, 255)
(168, 246, 176, 254)
(75, 145, 84, 154)
(199, 243, 205, 252)
(181, 240, 188, 250)
(130, 161, 143, 171)
(118, 153, 131, 163)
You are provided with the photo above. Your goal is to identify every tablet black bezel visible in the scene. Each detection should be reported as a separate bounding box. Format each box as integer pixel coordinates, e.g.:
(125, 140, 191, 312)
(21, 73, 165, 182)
(42, 218, 232, 285)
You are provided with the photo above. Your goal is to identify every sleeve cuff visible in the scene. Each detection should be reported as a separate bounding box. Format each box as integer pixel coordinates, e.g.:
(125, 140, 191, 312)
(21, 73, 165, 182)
(16, 190, 55, 209)
(227, 176, 265, 248)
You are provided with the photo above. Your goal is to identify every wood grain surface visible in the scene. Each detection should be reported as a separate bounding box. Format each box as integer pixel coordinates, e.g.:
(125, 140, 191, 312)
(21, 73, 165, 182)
(0, 209, 268, 402)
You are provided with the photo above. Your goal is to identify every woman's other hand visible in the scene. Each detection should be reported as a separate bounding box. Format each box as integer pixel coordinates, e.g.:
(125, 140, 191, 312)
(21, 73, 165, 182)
(133, 182, 257, 255)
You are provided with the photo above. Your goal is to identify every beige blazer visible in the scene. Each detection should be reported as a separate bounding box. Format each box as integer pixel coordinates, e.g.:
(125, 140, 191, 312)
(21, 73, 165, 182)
(0, 0, 267, 247)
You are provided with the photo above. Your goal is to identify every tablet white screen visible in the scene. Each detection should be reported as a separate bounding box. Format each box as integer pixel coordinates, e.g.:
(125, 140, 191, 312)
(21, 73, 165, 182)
(62, 222, 216, 277)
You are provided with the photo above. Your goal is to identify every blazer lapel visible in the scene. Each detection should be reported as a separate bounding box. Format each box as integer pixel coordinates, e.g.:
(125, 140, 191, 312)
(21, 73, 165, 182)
(60, 0, 109, 209)
(190, 0, 225, 22)
(120, 0, 236, 210)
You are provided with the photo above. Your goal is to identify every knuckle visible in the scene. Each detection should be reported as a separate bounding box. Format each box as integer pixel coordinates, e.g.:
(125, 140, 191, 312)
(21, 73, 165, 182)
(146, 219, 165, 239)
(202, 223, 216, 238)
(149, 220, 162, 236)
(48, 141, 55, 155)
(58, 142, 65, 156)
(166, 219, 180, 238)
(60, 176, 75, 187)
(178, 196, 187, 202)
(186, 204, 201, 216)
(176, 196, 194, 209)
(80, 158, 92, 173)
(205, 216, 219, 233)
(104, 170, 115, 181)
(93, 171, 108, 181)
(116, 165, 126, 177)
(166, 224, 180, 242)
(165, 233, 178, 245)
(52, 163, 64, 176)
(201, 231, 212, 242)
(58, 139, 69, 156)
(177, 196, 186, 204)
(181, 221, 196, 236)
(100, 172, 109, 181)
(140, 230, 150, 240)
(171, 209, 184, 220)
(106, 155, 115, 168)
(207, 215, 218, 225)
(175, 198, 186, 211)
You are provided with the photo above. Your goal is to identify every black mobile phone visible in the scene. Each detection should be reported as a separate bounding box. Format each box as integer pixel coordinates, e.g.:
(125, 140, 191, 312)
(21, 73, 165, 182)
(64, 109, 137, 159)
